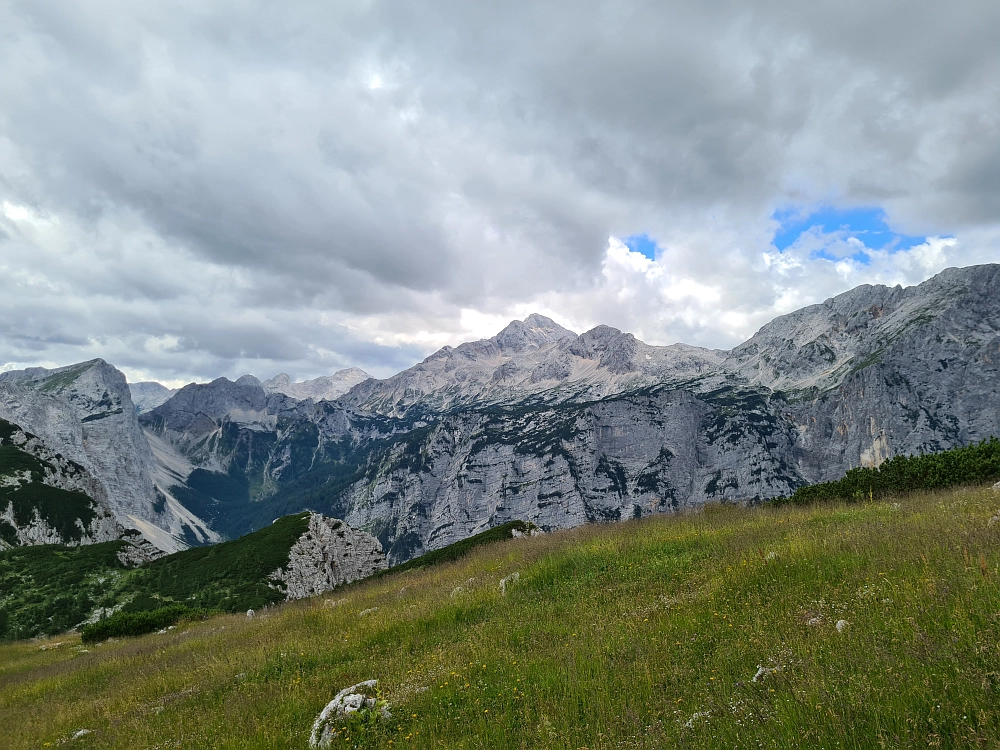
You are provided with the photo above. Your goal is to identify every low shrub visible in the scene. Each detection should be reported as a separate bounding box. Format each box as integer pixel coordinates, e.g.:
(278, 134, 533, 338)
(779, 436, 1000, 505)
(80, 605, 215, 644)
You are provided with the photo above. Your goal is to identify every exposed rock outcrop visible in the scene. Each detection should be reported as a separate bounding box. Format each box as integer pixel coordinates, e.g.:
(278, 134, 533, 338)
(270, 513, 387, 600)
(128, 382, 178, 414)
(0, 361, 213, 551)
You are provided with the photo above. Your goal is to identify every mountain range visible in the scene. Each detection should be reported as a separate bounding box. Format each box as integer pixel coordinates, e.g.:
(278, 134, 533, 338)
(3, 263, 999, 561)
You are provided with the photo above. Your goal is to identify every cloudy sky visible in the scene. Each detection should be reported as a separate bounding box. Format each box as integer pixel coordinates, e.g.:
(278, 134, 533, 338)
(2, 1, 999, 386)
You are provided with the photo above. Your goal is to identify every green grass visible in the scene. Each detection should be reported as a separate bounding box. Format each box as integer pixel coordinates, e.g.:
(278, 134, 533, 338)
(2, 485, 999, 748)
(375, 520, 536, 577)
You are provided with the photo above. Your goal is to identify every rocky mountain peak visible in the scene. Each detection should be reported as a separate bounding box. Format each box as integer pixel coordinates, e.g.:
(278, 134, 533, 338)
(260, 368, 371, 402)
(263, 373, 292, 390)
(495, 314, 576, 354)
(129, 382, 179, 414)
(0, 359, 211, 552)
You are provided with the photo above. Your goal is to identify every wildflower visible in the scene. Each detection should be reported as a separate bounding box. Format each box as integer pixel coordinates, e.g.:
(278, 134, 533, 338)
(752, 665, 780, 683)
(683, 710, 710, 729)
(835, 619, 849, 633)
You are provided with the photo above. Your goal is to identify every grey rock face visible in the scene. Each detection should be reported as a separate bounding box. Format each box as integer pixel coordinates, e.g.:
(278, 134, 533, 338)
(17, 265, 1000, 568)
(128, 382, 178, 414)
(138, 265, 1000, 565)
(269, 513, 387, 599)
(339, 314, 723, 416)
(0, 360, 213, 551)
(262, 368, 371, 402)
(0, 416, 128, 549)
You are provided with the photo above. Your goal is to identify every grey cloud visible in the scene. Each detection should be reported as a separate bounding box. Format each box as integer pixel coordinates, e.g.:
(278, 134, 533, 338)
(1, 0, 999, 381)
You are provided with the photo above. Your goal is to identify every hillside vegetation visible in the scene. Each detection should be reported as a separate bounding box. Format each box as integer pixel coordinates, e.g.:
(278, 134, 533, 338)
(1, 485, 999, 748)
(785, 436, 1000, 505)
(0, 513, 312, 641)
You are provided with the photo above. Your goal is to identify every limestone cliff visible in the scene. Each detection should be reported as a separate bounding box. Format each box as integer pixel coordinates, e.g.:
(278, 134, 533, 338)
(0, 360, 214, 551)
(269, 513, 387, 600)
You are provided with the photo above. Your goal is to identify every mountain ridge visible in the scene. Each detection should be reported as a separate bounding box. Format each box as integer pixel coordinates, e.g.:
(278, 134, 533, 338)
(4, 264, 999, 563)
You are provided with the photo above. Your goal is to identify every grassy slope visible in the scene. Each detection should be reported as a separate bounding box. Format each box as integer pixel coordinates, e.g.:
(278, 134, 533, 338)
(1, 487, 999, 748)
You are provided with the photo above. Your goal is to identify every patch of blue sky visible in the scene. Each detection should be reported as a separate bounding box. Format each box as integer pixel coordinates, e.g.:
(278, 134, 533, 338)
(623, 233, 658, 260)
(772, 206, 928, 261)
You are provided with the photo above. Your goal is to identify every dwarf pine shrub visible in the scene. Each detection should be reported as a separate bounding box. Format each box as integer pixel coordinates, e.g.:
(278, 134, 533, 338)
(80, 605, 214, 644)
(780, 436, 1000, 505)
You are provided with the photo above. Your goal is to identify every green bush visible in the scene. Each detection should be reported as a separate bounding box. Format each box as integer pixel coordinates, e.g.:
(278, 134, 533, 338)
(779, 436, 1000, 505)
(80, 605, 215, 644)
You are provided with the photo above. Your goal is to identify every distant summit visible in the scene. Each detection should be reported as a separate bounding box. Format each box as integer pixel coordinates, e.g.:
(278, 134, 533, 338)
(129, 382, 178, 414)
(261, 367, 371, 402)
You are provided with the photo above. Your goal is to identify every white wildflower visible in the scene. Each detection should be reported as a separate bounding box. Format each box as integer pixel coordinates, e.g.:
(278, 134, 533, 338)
(323, 597, 348, 608)
(450, 586, 464, 597)
(683, 710, 711, 729)
(765, 551, 778, 561)
(835, 619, 849, 633)
(806, 617, 822, 627)
(499, 572, 520, 596)
(752, 665, 781, 683)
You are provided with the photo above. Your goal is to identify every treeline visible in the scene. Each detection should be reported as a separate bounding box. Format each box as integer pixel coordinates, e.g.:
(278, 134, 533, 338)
(779, 436, 1000, 505)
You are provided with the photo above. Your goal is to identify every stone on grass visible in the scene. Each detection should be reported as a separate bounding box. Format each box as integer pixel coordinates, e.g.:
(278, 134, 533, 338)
(835, 619, 849, 633)
(247, 609, 255, 619)
(309, 680, 391, 748)
(499, 572, 520, 596)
